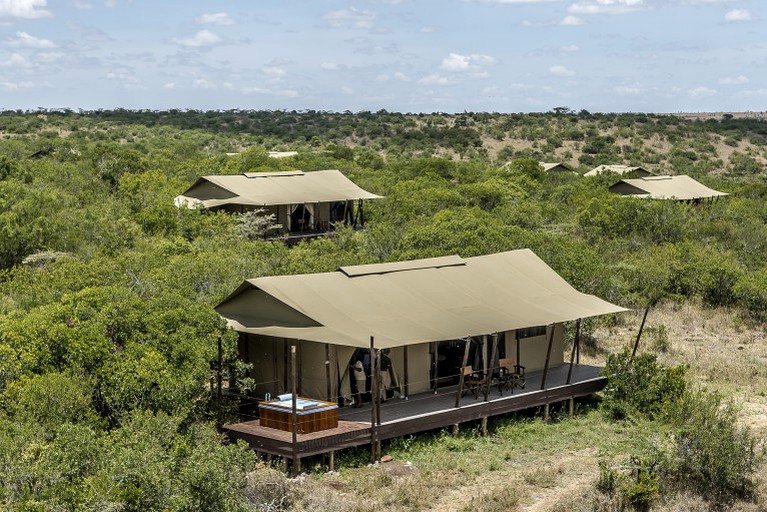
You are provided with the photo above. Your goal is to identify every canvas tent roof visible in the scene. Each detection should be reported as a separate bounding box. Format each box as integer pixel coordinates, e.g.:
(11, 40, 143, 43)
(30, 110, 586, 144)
(609, 174, 728, 200)
(175, 169, 382, 209)
(584, 164, 651, 177)
(540, 162, 575, 173)
(216, 249, 627, 349)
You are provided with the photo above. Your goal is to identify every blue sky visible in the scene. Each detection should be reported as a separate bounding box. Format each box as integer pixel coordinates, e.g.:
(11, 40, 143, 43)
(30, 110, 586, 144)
(0, 0, 764, 113)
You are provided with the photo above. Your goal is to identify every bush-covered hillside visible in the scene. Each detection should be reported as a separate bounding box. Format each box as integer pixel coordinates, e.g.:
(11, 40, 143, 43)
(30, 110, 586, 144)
(0, 109, 765, 510)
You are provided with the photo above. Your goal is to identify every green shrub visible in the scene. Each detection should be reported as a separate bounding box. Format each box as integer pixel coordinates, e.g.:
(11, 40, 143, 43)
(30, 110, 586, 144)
(660, 390, 763, 504)
(601, 349, 687, 419)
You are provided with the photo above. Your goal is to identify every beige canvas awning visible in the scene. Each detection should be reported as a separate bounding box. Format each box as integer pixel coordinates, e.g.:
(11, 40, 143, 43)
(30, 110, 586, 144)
(609, 175, 728, 200)
(216, 249, 627, 349)
(175, 169, 382, 209)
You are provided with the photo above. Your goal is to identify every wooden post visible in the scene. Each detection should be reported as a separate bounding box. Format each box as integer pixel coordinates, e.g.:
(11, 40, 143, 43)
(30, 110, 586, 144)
(540, 325, 555, 390)
(566, 320, 579, 385)
(369, 336, 378, 463)
(455, 337, 472, 408)
(575, 317, 581, 365)
(403, 345, 409, 399)
(329, 451, 335, 472)
(631, 305, 651, 360)
(569, 398, 574, 417)
(451, 423, 459, 435)
(481, 335, 489, 401)
(216, 336, 223, 429)
(325, 344, 332, 401)
(544, 403, 550, 421)
(290, 342, 299, 476)
(485, 333, 498, 402)
(481, 417, 488, 436)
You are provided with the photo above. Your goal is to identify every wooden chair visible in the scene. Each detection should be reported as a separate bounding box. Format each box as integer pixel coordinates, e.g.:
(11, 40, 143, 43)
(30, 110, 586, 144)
(497, 358, 526, 395)
(461, 366, 483, 399)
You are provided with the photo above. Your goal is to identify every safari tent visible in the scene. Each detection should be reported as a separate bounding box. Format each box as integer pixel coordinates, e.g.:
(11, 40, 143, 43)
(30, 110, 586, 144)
(609, 175, 728, 201)
(216, 249, 626, 405)
(584, 164, 652, 177)
(174, 170, 382, 235)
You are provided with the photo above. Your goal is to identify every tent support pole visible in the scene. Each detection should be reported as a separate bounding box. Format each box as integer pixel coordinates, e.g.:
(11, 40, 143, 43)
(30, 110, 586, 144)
(290, 341, 300, 476)
(566, 319, 580, 385)
(431, 342, 438, 393)
(540, 325, 555, 390)
(325, 344, 331, 402)
(359, 199, 364, 227)
(515, 331, 521, 369)
(455, 337, 472, 408)
(403, 345, 409, 399)
(485, 333, 498, 402)
(631, 304, 651, 360)
(369, 337, 379, 463)
(576, 318, 581, 365)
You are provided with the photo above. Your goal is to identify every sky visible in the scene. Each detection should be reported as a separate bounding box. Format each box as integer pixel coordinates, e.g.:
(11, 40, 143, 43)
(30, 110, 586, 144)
(0, 0, 765, 113)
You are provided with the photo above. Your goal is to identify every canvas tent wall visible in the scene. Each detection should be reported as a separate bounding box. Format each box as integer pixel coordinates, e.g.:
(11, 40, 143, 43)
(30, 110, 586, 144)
(539, 162, 575, 173)
(609, 174, 728, 201)
(217, 249, 626, 403)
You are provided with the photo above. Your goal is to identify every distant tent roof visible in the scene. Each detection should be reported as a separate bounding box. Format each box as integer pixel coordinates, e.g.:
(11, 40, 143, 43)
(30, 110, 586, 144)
(268, 151, 298, 159)
(175, 169, 382, 209)
(609, 175, 729, 201)
(584, 165, 652, 177)
(539, 162, 575, 173)
(216, 249, 627, 349)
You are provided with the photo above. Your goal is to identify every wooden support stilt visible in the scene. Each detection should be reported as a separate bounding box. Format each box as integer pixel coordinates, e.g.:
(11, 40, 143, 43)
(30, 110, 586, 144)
(290, 342, 300, 476)
(544, 403, 550, 422)
(282, 457, 288, 473)
(329, 451, 335, 472)
(452, 423, 459, 435)
(266, 453, 273, 464)
(569, 398, 574, 417)
(540, 325, 555, 390)
(631, 305, 651, 360)
(455, 337, 472, 408)
(481, 417, 488, 436)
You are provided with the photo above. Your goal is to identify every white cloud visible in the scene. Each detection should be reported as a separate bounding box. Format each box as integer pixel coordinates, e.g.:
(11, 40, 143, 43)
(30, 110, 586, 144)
(719, 75, 748, 85)
(549, 64, 575, 76)
(163, 82, 176, 89)
(74, 1, 93, 9)
(439, 52, 496, 72)
(172, 30, 222, 47)
(394, 71, 410, 81)
(420, 26, 435, 33)
(193, 78, 214, 89)
(242, 86, 299, 97)
(6, 31, 56, 48)
(560, 15, 584, 25)
(724, 9, 752, 22)
(568, 0, 647, 15)
(323, 7, 377, 29)
(0, 80, 37, 90)
(418, 73, 451, 85)
(1, 52, 31, 67)
(196, 12, 236, 25)
(560, 44, 579, 52)
(341, 86, 355, 95)
(320, 62, 340, 70)
(104, 0, 116, 7)
(466, 0, 560, 4)
(0, 0, 52, 20)
(688, 86, 717, 97)
(262, 66, 286, 77)
(614, 84, 643, 95)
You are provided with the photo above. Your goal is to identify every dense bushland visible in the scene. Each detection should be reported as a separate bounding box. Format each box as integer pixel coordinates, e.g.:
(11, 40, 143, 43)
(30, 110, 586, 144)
(0, 109, 765, 509)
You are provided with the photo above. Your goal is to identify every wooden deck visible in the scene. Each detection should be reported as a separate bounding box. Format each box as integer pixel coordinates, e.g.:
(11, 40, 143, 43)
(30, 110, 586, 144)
(224, 363, 606, 459)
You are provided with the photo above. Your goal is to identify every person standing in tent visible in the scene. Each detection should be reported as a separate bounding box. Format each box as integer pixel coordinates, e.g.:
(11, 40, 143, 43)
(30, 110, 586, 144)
(380, 349, 400, 402)
(352, 358, 366, 407)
